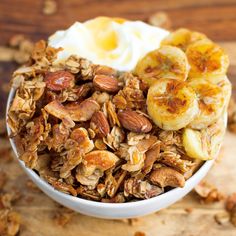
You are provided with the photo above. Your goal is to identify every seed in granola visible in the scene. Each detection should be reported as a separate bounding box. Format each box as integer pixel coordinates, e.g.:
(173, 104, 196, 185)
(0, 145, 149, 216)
(118, 110, 152, 133)
(93, 74, 119, 93)
(90, 111, 110, 137)
(45, 71, 75, 91)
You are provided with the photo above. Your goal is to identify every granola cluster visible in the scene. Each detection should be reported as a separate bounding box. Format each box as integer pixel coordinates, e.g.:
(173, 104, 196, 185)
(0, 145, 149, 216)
(7, 41, 221, 202)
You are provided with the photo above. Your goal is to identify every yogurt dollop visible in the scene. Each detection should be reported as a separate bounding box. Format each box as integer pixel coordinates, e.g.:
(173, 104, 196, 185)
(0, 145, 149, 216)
(49, 17, 169, 71)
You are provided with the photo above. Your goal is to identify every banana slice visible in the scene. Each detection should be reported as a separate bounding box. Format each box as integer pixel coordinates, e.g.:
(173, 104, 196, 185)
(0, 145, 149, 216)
(134, 46, 189, 86)
(206, 75, 232, 110)
(147, 78, 199, 130)
(161, 28, 207, 51)
(186, 39, 229, 78)
(183, 128, 210, 160)
(188, 78, 225, 129)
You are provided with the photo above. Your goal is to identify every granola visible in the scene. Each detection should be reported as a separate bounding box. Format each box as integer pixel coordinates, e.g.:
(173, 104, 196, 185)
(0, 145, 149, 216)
(7, 33, 229, 203)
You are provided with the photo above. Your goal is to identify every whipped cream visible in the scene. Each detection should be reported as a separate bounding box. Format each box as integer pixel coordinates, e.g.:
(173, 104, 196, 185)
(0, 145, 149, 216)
(48, 17, 169, 71)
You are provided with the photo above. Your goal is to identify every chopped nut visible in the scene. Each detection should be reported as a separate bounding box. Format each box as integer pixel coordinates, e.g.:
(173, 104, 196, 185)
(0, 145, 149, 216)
(150, 167, 185, 188)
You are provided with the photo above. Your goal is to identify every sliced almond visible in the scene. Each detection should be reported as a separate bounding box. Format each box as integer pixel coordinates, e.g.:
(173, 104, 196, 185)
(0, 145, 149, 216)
(93, 74, 119, 93)
(118, 110, 152, 133)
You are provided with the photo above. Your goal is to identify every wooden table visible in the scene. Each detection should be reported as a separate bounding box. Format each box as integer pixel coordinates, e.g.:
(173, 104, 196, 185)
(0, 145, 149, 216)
(0, 1, 236, 235)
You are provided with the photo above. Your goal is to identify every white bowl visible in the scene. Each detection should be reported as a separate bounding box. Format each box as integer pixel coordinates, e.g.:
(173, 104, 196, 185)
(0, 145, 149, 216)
(6, 88, 215, 219)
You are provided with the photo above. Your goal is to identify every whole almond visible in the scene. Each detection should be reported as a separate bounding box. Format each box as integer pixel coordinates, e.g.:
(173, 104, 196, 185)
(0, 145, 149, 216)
(45, 70, 75, 91)
(91, 111, 110, 137)
(118, 110, 152, 133)
(94, 65, 116, 76)
(93, 74, 119, 93)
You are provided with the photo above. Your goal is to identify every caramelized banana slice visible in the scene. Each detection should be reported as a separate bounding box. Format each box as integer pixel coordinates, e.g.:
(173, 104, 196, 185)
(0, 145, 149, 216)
(186, 39, 229, 78)
(206, 75, 232, 110)
(188, 78, 225, 129)
(134, 46, 189, 86)
(147, 78, 198, 130)
(183, 128, 210, 160)
(161, 28, 207, 51)
(183, 115, 226, 160)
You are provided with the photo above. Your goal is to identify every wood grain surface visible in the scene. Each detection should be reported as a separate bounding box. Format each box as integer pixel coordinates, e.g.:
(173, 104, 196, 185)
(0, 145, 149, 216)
(0, 0, 236, 235)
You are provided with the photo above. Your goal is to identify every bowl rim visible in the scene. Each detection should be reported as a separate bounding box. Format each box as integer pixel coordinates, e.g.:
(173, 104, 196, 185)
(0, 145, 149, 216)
(6, 86, 214, 208)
